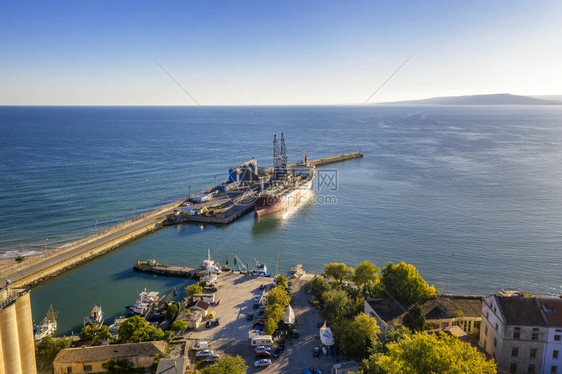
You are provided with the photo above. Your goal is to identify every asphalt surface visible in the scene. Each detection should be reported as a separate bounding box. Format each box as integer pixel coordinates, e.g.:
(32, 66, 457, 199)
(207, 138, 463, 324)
(183, 272, 337, 374)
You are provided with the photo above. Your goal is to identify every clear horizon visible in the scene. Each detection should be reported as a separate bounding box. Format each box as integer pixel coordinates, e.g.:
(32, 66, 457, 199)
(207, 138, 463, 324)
(1, 1, 562, 106)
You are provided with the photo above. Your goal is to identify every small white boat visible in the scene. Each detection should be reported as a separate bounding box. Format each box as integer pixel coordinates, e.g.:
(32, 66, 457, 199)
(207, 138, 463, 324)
(108, 315, 128, 335)
(34, 304, 58, 341)
(84, 305, 105, 327)
(128, 288, 159, 316)
(251, 260, 272, 277)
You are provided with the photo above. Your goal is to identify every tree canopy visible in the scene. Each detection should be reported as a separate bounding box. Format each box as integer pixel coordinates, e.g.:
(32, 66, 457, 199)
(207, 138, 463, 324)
(185, 284, 203, 298)
(338, 313, 381, 360)
(266, 286, 290, 310)
(36, 336, 73, 371)
(322, 287, 353, 324)
(402, 303, 425, 332)
(376, 332, 496, 374)
(275, 274, 288, 289)
(324, 262, 355, 284)
(353, 261, 380, 295)
(379, 262, 437, 305)
(200, 355, 248, 374)
(117, 316, 165, 343)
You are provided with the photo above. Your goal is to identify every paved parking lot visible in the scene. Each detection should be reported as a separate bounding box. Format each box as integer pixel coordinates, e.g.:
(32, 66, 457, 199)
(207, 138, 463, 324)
(183, 272, 337, 373)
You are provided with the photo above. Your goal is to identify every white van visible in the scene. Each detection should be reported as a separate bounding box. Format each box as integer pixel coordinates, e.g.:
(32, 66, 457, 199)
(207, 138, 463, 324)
(193, 341, 209, 351)
(251, 335, 273, 346)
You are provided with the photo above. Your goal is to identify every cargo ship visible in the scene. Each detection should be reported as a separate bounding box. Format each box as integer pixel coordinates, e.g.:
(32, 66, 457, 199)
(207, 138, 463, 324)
(254, 134, 316, 218)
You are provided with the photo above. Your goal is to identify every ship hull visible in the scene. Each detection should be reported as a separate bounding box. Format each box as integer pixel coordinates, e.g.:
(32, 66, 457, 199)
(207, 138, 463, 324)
(254, 178, 314, 218)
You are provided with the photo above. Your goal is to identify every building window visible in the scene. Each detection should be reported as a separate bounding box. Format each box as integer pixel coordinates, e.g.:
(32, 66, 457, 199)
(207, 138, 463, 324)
(484, 340, 487, 349)
(66, 368, 72, 374)
(512, 347, 519, 357)
(474, 321, 481, 329)
(452, 321, 459, 326)
(510, 363, 517, 373)
(514, 327, 521, 340)
(486, 310, 489, 318)
(551, 366, 558, 374)
(485, 325, 488, 336)
(554, 350, 559, 359)
(494, 337, 497, 347)
(528, 364, 535, 373)
(530, 348, 537, 359)
(532, 328, 539, 340)
(83, 365, 92, 373)
(555, 335, 561, 342)
(495, 323, 499, 331)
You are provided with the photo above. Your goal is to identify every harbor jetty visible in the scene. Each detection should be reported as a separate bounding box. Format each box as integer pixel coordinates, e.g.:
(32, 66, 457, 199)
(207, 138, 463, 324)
(0, 152, 362, 289)
(133, 260, 202, 278)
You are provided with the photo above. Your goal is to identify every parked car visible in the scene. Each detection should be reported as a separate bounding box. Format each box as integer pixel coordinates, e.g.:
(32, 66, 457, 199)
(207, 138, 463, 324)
(255, 350, 272, 359)
(247, 313, 254, 321)
(208, 311, 216, 319)
(259, 284, 265, 290)
(256, 318, 268, 324)
(205, 286, 218, 292)
(273, 346, 285, 359)
(254, 359, 272, 368)
(205, 320, 213, 328)
(253, 302, 260, 309)
(292, 328, 299, 338)
(195, 349, 214, 357)
(206, 354, 220, 362)
(193, 341, 209, 351)
(214, 299, 222, 306)
(313, 346, 320, 357)
(254, 346, 271, 352)
(253, 321, 265, 328)
(253, 294, 261, 302)
(214, 318, 221, 326)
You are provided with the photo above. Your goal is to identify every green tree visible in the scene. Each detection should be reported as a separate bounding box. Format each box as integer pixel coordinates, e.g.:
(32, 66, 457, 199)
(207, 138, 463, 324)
(376, 332, 496, 374)
(264, 317, 279, 335)
(322, 288, 352, 324)
(353, 261, 380, 296)
(36, 336, 73, 370)
(80, 324, 111, 345)
(170, 319, 188, 334)
(324, 262, 355, 285)
(275, 274, 288, 289)
(166, 302, 184, 322)
(339, 313, 381, 360)
(402, 304, 425, 332)
(266, 286, 291, 310)
(379, 262, 437, 305)
(200, 354, 248, 374)
(117, 316, 165, 343)
(102, 359, 136, 373)
(307, 275, 327, 300)
(185, 284, 203, 298)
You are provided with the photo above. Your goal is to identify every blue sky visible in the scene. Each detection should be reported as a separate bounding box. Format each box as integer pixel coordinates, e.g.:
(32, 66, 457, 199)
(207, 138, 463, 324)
(1, 1, 561, 105)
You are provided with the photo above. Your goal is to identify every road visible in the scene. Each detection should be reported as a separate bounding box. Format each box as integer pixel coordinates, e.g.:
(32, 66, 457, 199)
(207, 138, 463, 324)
(1, 203, 178, 289)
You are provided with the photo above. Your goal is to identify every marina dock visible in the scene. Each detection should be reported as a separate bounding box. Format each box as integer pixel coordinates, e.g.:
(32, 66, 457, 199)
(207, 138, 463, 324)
(0, 152, 362, 289)
(133, 261, 202, 278)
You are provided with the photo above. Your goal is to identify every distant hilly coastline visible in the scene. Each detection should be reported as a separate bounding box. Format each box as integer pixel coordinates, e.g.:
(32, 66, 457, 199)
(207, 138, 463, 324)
(379, 93, 562, 105)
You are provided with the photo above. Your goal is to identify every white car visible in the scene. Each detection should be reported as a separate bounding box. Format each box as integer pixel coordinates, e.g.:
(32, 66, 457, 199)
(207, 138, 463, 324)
(206, 354, 220, 362)
(195, 349, 214, 357)
(253, 294, 261, 302)
(254, 345, 271, 352)
(254, 359, 272, 367)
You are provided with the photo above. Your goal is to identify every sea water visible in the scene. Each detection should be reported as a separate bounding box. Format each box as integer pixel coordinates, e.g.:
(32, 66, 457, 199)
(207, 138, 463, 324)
(1, 105, 561, 335)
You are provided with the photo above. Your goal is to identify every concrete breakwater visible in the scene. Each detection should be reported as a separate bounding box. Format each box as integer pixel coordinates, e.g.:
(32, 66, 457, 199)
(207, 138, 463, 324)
(1, 152, 362, 289)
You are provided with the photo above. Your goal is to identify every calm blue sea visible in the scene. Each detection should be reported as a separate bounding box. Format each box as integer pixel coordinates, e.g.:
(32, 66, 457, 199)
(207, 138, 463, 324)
(1, 105, 561, 335)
